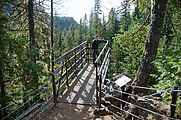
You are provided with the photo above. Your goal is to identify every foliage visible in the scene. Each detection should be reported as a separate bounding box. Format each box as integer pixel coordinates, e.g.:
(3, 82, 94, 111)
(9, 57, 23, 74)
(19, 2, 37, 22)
(109, 25, 148, 78)
(149, 0, 181, 96)
(107, 8, 119, 45)
(1, 0, 180, 119)
(119, 0, 131, 32)
(151, 53, 181, 86)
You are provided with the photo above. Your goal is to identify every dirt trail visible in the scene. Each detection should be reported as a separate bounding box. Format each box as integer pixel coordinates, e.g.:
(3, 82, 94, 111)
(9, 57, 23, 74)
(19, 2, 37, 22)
(39, 102, 113, 120)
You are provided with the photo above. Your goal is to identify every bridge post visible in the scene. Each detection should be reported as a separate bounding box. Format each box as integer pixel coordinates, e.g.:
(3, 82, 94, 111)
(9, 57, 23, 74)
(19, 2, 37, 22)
(99, 74, 102, 108)
(86, 41, 89, 63)
(95, 63, 99, 106)
(81, 46, 83, 69)
(100, 54, 103, 65)
(74, 50, 77, 76)
(170, 85, 178, 119)
(65, 56, 69, 88)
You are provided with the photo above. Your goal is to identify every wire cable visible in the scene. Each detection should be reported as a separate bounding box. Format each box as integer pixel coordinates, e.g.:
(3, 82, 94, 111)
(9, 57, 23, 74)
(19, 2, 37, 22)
(102, 90, 172, 120)
(2, 84, 51, 120)
(0, 77, 52, 111)
(143, 88, 171, 98)
(108, 79, 172, 92)
(102, 84, 181, 107)
(101, 99, 143, 120)
(105, 80, 181, 107)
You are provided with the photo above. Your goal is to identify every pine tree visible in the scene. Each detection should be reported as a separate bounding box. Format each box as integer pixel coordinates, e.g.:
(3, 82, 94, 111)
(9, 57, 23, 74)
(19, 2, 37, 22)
(83, 13, 88, 41)
(120, 0, 131, 32)
(94, 0, 102, 34)
(102, 13, 107, 39)
(107, 8, 119, 44)
(89, 10, 95, 40)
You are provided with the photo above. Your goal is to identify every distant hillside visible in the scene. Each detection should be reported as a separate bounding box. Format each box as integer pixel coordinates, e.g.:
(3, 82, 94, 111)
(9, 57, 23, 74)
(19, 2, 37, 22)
(54, 16, 77, 31)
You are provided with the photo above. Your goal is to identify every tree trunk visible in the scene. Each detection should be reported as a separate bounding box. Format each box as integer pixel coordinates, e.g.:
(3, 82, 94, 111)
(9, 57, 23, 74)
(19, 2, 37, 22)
(0, 56, 6, 118)
(28, 0, 35, 49)
(132, 0, 168, 91)
(28, 0, 39, 102)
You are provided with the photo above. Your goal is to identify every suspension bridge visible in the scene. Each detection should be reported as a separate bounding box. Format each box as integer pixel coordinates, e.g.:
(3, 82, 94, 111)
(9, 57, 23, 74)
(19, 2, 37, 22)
(1, 41, 180, 120)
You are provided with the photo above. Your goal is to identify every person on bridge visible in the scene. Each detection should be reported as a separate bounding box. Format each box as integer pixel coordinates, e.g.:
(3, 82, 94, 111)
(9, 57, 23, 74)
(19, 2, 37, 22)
(92, 34, 106, 64)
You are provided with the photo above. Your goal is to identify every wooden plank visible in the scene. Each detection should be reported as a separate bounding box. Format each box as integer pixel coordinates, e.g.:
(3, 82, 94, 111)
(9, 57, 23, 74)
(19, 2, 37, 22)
(60, 63, 96, 105)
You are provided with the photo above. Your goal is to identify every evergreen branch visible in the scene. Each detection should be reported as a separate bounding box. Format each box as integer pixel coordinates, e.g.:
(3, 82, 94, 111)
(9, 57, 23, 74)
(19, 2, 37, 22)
(34, 16, 49, 26)
(5, 0, 26, 9)
(132, 13, 150, 37)
(9, 8, 27, 22)
(103, 0, 134, 27)
(166, 10, 179, 41)
(9, 28, 29, 32)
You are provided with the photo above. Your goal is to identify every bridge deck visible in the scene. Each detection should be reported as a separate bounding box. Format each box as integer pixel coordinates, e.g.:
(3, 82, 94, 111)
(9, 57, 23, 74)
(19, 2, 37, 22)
(60, 63, 97, 105)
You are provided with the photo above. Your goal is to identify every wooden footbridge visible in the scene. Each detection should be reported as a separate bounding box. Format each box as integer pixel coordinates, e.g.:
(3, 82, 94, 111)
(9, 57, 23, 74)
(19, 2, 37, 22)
(0, 40, 110, 120)
(52, 41, 109, 107)
(2, 40, 180, 120)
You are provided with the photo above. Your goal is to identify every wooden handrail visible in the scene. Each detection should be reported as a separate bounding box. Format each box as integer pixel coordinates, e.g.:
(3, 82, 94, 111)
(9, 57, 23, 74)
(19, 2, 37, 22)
(52, 41, 91, 103)
(94, 41, 109, 64)
(94, 40, 110, 108)
(52, 40, 110, 107)
(54, 41, 87, 64)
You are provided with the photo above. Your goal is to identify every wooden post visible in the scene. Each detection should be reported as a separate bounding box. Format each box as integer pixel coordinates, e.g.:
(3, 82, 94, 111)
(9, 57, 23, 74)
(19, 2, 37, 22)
(65, 56, 69, 88)
(170, 85, 178, 119)
(95, 63, 99, 106)
(74, 50, 77, 76)
(99, 74, 102, 109)
(81, 46, 83, 68)
(100, 54, 103, 65)
(86, 41, 89, 63)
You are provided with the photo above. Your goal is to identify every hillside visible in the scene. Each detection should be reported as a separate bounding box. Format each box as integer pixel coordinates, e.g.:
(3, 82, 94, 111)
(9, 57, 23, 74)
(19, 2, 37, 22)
(54, 16, 77, 31)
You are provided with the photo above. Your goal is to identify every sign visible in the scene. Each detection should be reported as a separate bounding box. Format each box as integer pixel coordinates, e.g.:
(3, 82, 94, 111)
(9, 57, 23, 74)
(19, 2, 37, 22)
(115, 75, 132, 87)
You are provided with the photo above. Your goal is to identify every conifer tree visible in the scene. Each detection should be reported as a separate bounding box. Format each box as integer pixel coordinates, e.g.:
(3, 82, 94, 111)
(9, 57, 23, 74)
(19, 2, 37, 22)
(107, 8, 119, 44)
(120, 0, 131, 32)
(83, 13, 88, 41)
(94, 0, 102, 35)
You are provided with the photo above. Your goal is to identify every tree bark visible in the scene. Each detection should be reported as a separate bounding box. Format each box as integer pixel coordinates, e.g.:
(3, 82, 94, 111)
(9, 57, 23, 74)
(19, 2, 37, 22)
(0, 54, 6, 118)
(0, 67, 5, 119)
(28, 0, 35, 49)
(28, 0, 40, 102)
(132, 0, 168, 91)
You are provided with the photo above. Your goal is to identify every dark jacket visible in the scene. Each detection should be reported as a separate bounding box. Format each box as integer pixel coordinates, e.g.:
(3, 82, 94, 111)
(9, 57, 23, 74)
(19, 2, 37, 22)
(92, 39, 106, 51)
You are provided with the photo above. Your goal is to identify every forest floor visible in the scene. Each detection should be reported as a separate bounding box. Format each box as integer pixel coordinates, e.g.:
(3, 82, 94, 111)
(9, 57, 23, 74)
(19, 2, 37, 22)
(38, 102, 114, 120)
(26, 97, 181, 120)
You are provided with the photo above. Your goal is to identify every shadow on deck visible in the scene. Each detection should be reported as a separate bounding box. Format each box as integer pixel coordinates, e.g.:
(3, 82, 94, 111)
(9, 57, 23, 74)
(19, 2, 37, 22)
(60, 63, 96, 105)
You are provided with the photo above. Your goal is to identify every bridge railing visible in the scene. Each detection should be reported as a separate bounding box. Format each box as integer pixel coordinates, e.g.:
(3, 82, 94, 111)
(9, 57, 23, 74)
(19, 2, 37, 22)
(0, 40, 108, 120)
(52, 41, 92, 104)
(94, 41, 110, 108)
